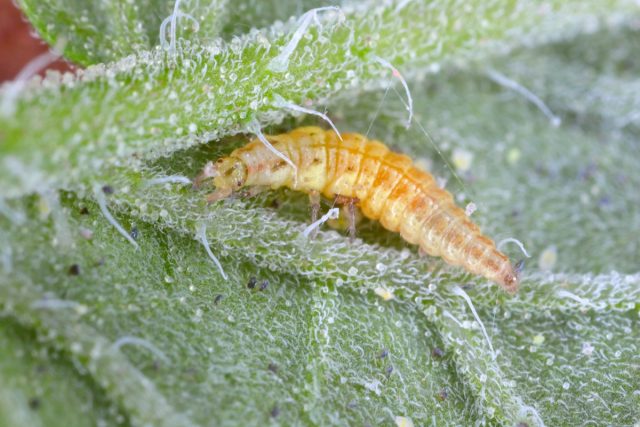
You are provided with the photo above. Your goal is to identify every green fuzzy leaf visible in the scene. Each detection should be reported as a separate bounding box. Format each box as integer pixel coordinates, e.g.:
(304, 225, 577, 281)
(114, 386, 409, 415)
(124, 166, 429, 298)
(1, 1, 640, 426)
(3, 0, 637, 198)
(0, 320, 127, 427)
(16, 0, 230, 65)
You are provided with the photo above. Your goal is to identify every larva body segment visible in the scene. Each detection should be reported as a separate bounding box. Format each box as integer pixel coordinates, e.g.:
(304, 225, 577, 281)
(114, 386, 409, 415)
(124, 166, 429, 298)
(196, 126, 519, 293)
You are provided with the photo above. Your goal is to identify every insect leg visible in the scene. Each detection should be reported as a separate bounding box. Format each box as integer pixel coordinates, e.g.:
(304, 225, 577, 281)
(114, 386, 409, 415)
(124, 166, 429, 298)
(334, 195, 359, 243)
(240, 186, 268, 198)
(309, 190, 321, 238)
(347, 200, 357, 243)
(206, 188, 233, 204)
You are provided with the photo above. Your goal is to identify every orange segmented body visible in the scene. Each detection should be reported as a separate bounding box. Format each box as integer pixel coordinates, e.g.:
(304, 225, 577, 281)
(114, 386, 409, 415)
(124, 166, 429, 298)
(195, 126, 519, 293)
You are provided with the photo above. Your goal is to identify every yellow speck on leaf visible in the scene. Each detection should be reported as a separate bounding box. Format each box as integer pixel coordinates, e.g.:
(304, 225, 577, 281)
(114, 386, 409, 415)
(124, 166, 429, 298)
(533, 334, 545, 345)
(452, 148, 473, 172)
(395, 416, 414, 427)
(539, 245, 558, 271)
(507, 147, 521, 165)
(375, 287, 395, 301)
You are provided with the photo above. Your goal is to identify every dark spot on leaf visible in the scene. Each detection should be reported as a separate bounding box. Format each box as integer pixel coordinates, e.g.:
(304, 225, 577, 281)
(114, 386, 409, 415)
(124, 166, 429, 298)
(259, 280, 269, 291)
(183, 367, 200, 380)
(385, 365, 393, 376)
(437, 388, 448, 401)
(578, 162, 597, 181)
(247, 277, 257, 289)
(378, 349, 389, 359)
(432, 347, 445, 358)
(615, 173, 628, 184)
(598, 195, 611, 207)
(68, 264, 80, 276)
(268, 362, 278, 373)
(270, 405, 280, 418)
(79, 206, 89, 215)
(101, 185, 114, 194)
(214, 294, 223, 305)
(28, 397, 41, 410)
(130, 226, 139, 240)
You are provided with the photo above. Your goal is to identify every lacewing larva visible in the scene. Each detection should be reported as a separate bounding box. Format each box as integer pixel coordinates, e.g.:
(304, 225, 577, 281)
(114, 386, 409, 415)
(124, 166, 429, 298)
(194, 126, 520, 293)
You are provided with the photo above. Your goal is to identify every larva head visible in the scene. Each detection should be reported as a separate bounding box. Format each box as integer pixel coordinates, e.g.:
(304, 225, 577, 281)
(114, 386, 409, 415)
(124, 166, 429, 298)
(194, 157, 247, 192)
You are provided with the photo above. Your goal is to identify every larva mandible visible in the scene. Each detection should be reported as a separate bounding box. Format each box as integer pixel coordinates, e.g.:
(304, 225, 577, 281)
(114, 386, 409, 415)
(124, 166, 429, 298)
(194, 126, 519, 294)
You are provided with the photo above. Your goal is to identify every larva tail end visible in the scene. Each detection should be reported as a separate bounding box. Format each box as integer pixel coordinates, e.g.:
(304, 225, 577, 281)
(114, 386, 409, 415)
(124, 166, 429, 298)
(499, 264, 520, 295)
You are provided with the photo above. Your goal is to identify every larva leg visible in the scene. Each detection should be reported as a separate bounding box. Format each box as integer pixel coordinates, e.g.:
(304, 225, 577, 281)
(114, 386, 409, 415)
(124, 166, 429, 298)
(309, 190, 321, 238)
(346, 200, 357, 242)
(334, 195, 359, 243)
(240, 186, 268, 199)
(206, 188, 233, 204)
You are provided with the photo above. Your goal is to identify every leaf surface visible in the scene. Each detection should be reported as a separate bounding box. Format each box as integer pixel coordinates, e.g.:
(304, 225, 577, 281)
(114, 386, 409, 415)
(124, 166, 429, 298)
(1, 1, 639, 426)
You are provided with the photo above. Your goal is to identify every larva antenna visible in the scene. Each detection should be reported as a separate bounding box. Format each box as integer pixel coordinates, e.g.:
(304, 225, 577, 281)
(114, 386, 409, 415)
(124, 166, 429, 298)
(247, 119, 298, 186)
(301, 207, 340, 238)
(486, 68, 561, 127)
(1, 38, 65, 117)
(94, 184, 140, 249)
(196, 222, 228, 280)
(159, 0, 200, 58)
(272, 95, 343, 141)
(110, 336, 170, 364)
(497, 237, 531, 258)
(371, 55, 413, 129)
(268, 6, 343, 73)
